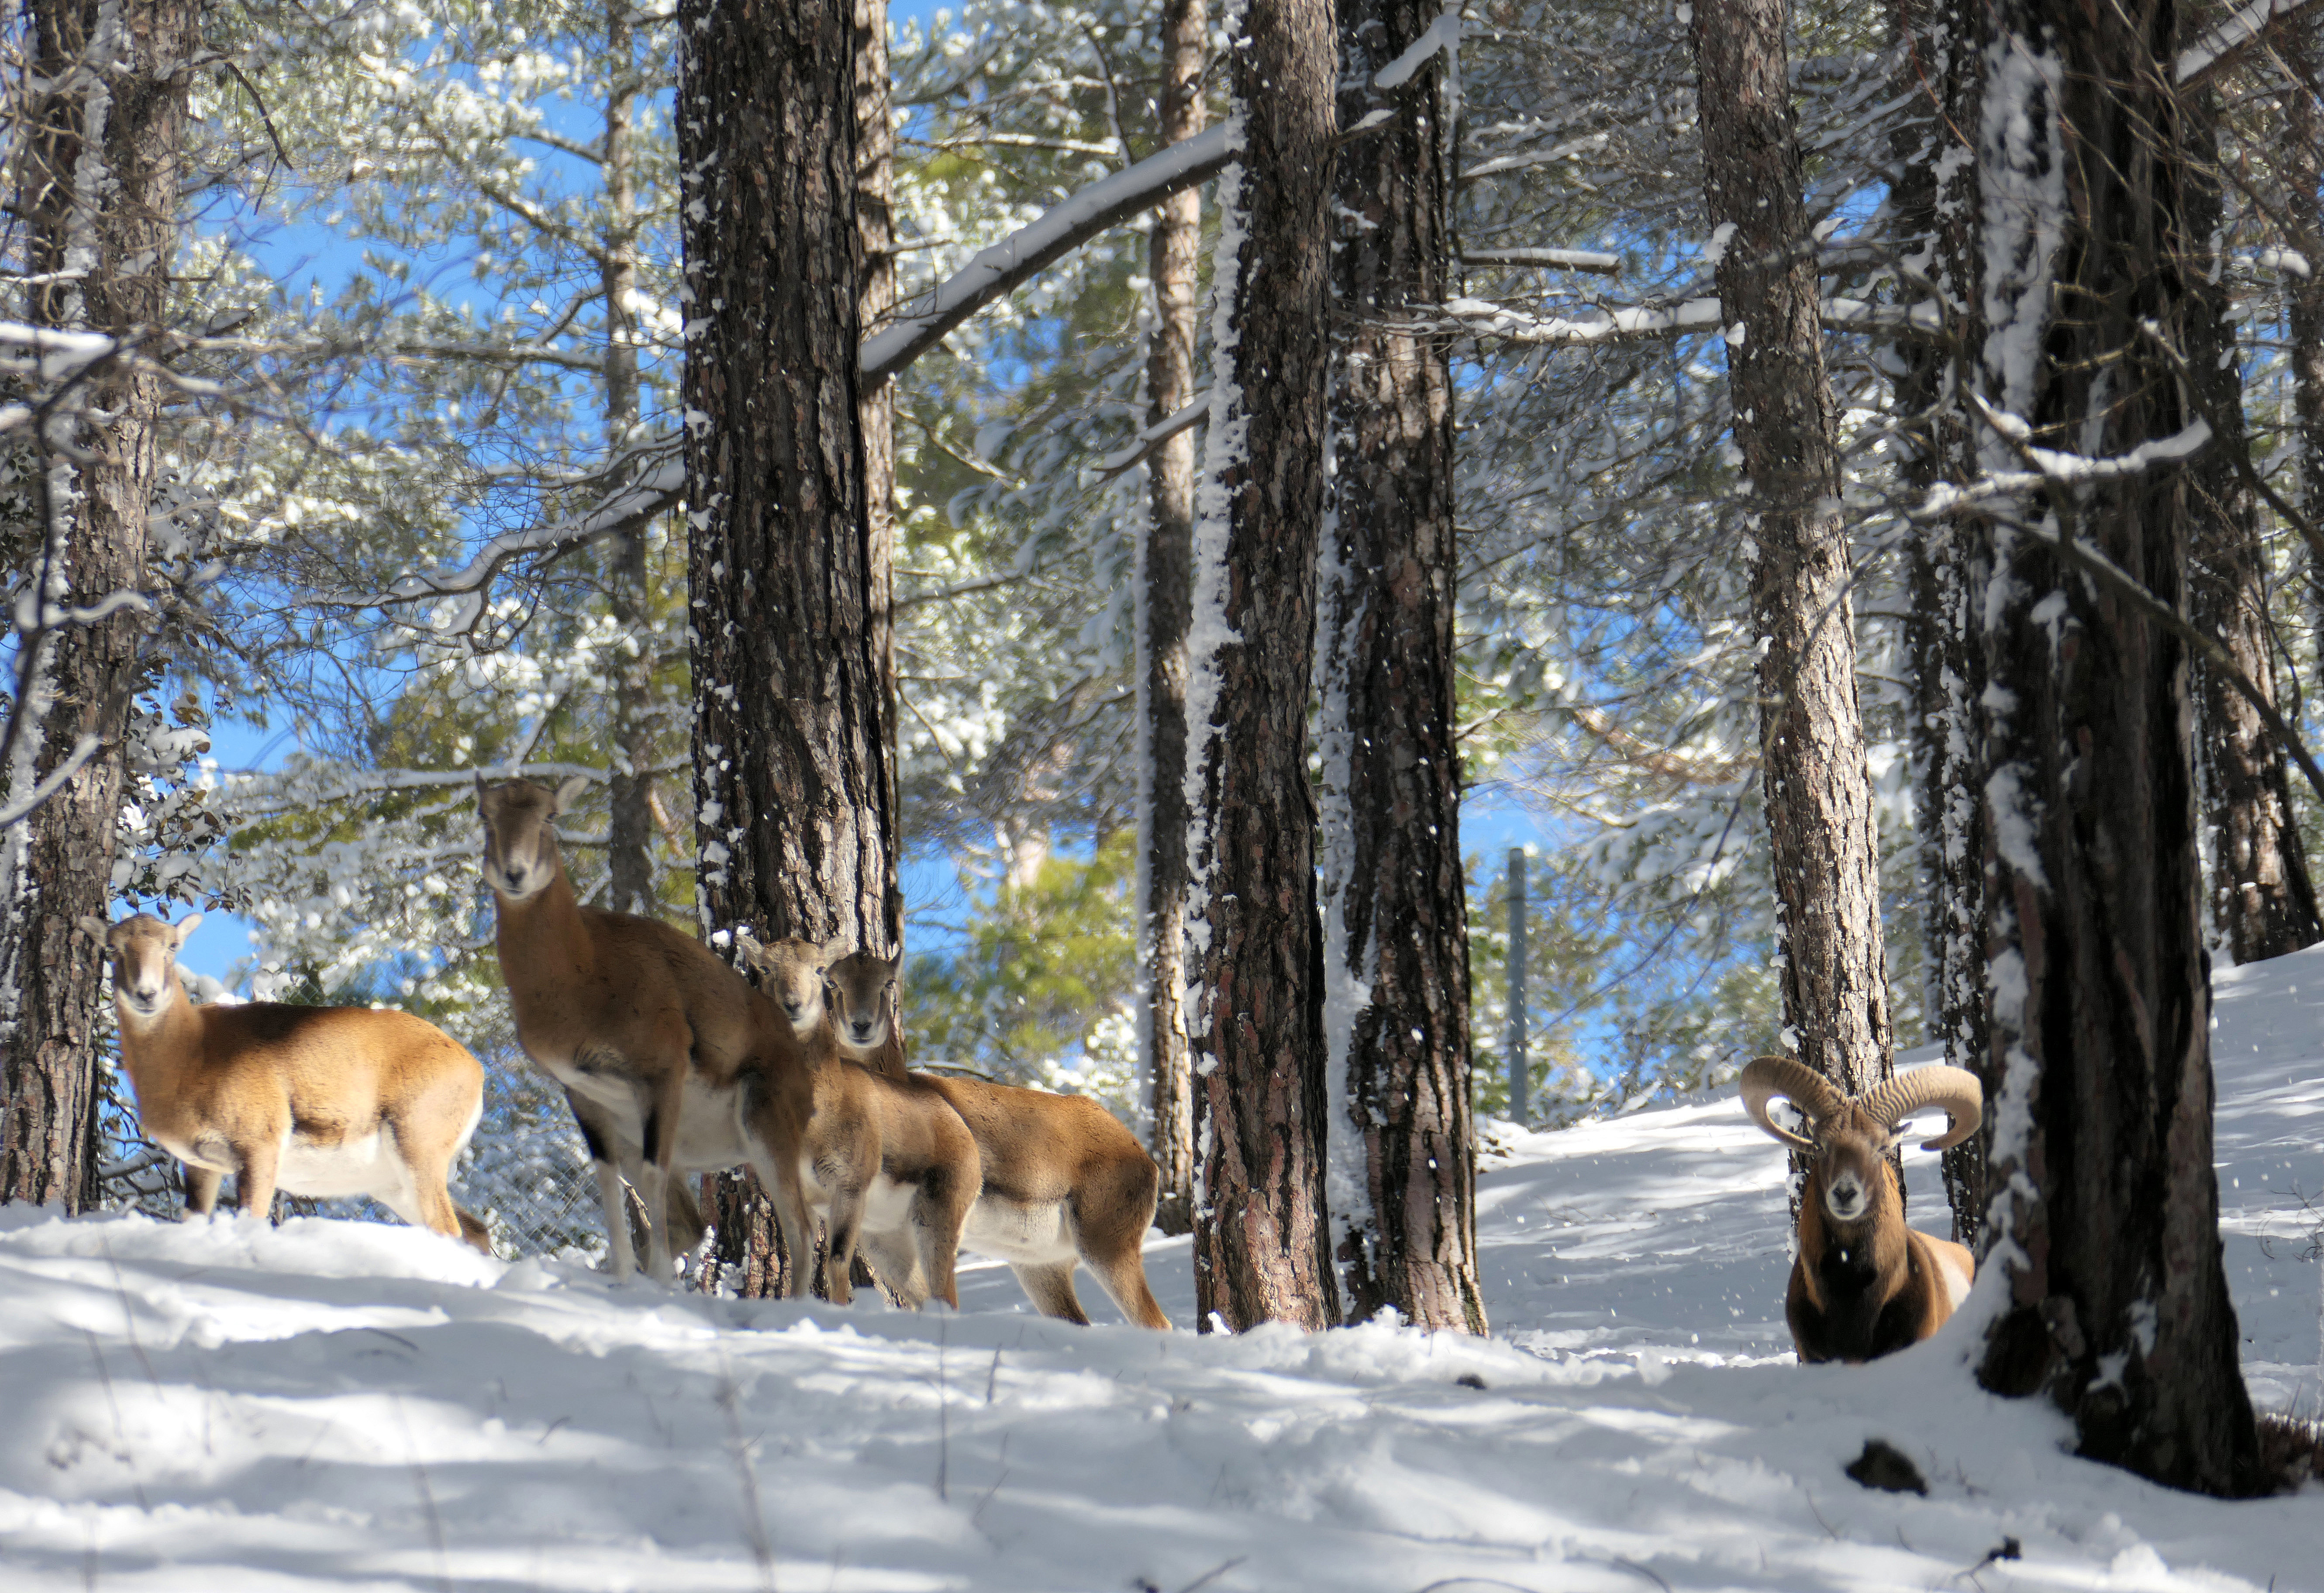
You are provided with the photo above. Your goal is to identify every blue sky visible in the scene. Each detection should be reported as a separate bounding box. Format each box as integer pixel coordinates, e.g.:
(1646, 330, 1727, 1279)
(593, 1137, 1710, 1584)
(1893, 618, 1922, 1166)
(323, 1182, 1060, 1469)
(169, 0, 1572, 986)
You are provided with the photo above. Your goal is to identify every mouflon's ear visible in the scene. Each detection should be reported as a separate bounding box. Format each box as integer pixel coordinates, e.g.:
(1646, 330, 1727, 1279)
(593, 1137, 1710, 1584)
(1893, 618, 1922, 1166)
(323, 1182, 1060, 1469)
(76, 914, 112, 944)
(171, 913, 204, 947)
(553, 774, 591, 814)
(817, 935, 850, 966)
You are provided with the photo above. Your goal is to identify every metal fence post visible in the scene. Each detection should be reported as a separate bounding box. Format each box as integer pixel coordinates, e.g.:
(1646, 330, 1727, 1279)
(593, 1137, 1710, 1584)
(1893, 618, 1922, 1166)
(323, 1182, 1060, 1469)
(1507, 847, 1527, 1126)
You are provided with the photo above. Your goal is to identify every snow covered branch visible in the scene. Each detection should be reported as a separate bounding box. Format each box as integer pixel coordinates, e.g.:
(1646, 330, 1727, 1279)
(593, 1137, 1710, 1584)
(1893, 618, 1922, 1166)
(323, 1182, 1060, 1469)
(1460, 135, 1611, 185)
(223, 760, 664, 815)
(0, 732, 105, 831)
(2177, 0, 2313, 86)
(1441, 294, 1942, 346)
(861, 124, 1231, 387)
(1096, 390, 1211, 476)
(865, 11, 1474, 390)
(1462, 248, 1622, 276)
(1917, 397, 2324, 809)
(353, 449, 684, 624)
(1914, 404, 2213, 518)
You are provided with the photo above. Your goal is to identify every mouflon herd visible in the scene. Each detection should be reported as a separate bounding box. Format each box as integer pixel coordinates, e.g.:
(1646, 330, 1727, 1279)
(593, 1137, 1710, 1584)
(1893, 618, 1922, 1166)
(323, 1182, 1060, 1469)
(87, 775, 1983, 1356)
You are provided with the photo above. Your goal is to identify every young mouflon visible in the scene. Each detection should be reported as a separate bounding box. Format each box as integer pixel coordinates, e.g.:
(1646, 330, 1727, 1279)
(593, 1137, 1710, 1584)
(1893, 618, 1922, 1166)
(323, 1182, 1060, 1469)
(743, 935, 1171, 1328)
(730, 934, 981, 1308)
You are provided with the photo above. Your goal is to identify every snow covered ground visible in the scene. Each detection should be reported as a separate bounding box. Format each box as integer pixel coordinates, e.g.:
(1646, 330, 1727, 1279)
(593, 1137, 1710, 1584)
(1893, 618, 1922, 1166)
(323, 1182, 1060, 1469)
(3, 951, 2319, 1591)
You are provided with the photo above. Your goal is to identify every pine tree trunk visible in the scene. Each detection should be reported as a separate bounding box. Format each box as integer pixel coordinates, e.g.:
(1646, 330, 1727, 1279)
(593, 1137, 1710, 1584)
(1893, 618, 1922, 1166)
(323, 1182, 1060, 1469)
(1969, 0, 2261, 1495)
(679, 0, 890, 1296)
(2185, 86, 2320, 966)
(1690, 0, 1893, 1101)
(1317, 0, 1483, 1334)
(0, 0, 195, 1213)
(2286, 24, 2324, 647)
(602, 0, 657, 919)
(857, 0, 901, 960)
(1890, 0, 1990, 1243)
(1185, 0, 1340, 1333)
(1139, 0, 1205, 1238)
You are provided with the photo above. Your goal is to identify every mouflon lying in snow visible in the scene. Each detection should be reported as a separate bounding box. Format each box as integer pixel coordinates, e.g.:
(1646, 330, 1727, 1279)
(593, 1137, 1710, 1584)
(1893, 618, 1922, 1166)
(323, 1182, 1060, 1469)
(1738, 1054, 1982, 1363)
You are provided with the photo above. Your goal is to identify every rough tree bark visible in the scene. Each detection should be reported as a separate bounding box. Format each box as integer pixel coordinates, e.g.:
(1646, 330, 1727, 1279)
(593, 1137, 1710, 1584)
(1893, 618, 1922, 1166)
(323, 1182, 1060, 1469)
(1139, 0, 1205, 1238)
(1890, 0, 1991, 1243)
(1689, 0, 1893, 1100)
(1968, 0, 2261, 1495)
(2184, 83, 2320, 965)
(2287, 24, 2324, 646)
(857, 0, 901, 946)
(0, 0, 196, 1213)
(602, 0, 658, 919)
(1317, 0, 1484, 1334)
(679, 0, 894, 1295)
(1184, 0, 1340, 1333)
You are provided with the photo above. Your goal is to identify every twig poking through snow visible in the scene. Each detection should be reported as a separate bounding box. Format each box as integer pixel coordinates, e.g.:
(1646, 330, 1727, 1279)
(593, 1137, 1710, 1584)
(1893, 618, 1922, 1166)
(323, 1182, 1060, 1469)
(1174, 1558, 1248, 1593)
(392, 1395, 452, 1593)
(717, 1356, 778, 1592)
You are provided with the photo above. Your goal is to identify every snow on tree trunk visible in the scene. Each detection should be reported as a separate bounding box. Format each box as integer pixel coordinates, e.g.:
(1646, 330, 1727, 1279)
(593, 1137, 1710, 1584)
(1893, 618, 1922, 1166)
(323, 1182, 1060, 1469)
(1183, 0, 1341, 1333)
(857, 0, 902, 962)
(1890, 0, 1992, 1243)
(2184, 85, 2321, 966)
(1138, 0, 1205, 1239)
(0, 0, 193, 1213)
(2287, 24, 2324, 650)
(603, 0, 657, 920)
(1689, 0, 1893, 1101)
(1968, 0, 2262, 1495)
(1317, 0, 1484, 1334)
(679, 0, 893, 1295)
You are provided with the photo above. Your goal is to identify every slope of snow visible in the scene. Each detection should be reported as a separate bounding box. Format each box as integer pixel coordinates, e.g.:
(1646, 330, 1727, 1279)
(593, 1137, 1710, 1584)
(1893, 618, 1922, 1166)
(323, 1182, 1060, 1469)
(3, 950, 2320, 1591)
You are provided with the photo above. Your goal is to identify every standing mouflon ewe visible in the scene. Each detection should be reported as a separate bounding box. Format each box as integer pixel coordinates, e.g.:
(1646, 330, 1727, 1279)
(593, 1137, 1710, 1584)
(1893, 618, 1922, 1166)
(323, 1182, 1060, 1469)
(1739, 1055, 1983, 1363)
(742, 935, 1172, 1328)
(83, 913, 492, 1250)
(476, 774, 776, 1280)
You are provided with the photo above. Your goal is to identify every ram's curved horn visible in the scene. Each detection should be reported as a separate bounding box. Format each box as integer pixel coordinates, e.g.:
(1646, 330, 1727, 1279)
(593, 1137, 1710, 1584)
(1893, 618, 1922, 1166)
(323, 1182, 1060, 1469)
(1859, 1064, 1983, 1152)
(1738, 1055, 1842, 1152)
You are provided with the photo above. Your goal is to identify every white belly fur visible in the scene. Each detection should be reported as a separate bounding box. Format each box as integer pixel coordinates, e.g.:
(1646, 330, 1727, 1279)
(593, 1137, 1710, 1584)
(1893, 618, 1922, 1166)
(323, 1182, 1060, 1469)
(796, 1160, 920, 1233)
(1940, 1250, 1972, 1310)
(277, 1130, 407, 1200)
(549, 1065, 750, 1173)
(171, 1127, 411, 1203)
(960, 1193, 1077, 1267)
